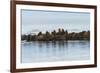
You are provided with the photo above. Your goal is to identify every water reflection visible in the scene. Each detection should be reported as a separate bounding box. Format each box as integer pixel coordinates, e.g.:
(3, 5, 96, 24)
(21, 40, 90, 63)
(34, 41, 69, 49)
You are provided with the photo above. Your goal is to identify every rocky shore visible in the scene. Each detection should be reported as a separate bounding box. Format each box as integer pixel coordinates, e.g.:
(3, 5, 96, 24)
(21, 28, 90, 41)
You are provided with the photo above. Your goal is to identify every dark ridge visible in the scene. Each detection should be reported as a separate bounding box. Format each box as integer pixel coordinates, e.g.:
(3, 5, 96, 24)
(21, 28, 90, 41)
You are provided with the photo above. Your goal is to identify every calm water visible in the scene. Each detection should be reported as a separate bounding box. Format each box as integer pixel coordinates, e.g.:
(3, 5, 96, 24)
(21, 41, 90, 63)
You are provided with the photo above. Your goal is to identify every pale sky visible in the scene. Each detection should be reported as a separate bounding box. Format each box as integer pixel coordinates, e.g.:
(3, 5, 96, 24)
(21, 9, 90, 34)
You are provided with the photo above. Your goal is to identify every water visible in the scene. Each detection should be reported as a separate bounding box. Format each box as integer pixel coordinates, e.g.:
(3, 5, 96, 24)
(21, 41, 90, 63)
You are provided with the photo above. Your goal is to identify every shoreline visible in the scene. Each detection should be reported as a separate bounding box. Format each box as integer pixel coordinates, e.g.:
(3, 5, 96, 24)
(21, 28, 90, 41)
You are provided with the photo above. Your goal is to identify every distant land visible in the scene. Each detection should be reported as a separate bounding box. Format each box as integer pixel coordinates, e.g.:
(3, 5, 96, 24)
(21, 28, 90, 41)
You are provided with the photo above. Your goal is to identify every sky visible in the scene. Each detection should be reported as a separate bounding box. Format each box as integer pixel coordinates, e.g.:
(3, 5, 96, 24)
(21, 9, 90, 34)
